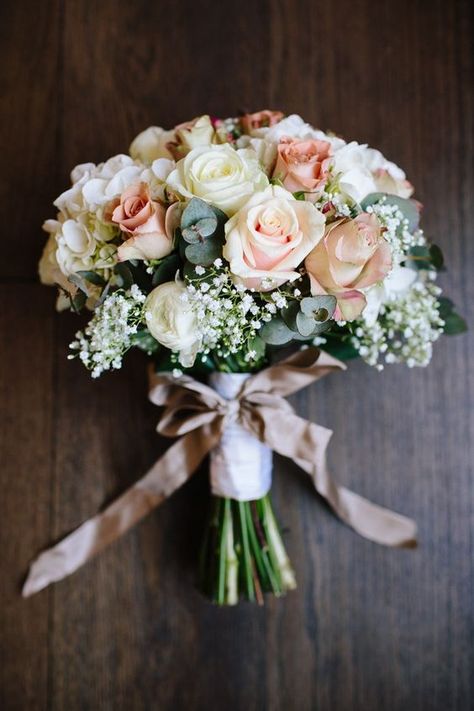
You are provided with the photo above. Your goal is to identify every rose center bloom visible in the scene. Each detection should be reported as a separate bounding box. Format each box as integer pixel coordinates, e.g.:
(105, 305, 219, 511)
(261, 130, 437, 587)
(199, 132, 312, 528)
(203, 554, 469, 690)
(124, 196, 146, 216)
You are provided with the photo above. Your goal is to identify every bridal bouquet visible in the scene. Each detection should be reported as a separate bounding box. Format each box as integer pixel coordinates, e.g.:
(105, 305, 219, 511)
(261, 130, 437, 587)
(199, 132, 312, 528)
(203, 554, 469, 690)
(26, 111, 465, 605)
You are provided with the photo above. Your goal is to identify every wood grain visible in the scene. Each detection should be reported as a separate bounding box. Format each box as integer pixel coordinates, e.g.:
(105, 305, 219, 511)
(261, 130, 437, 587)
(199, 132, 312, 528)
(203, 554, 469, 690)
(0, 0, 472, 709)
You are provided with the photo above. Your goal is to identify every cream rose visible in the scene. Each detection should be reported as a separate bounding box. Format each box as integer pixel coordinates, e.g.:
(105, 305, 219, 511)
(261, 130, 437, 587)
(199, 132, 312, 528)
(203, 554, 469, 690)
(129, 126, 175, 163)
(167, 115, 215, 159)
(166, 144, 269, 216)
(144, 280, 201, 367)
(223, 185, 326, 291)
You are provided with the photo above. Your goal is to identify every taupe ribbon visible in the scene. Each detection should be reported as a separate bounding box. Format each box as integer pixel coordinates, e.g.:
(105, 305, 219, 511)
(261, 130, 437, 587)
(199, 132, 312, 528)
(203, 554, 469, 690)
(22, 347, 417, 597)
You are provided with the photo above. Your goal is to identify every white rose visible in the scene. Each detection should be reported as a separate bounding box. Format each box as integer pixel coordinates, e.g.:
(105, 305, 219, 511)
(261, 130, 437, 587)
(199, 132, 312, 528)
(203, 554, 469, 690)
(330, 141, 378, 203)
(362, 266, 417, 326)
(223, 185, 326, 291)
(166, 144, 269, 216)
(144, 281, 201, 367)
(129, 126, 175, 163)
(364, 148, 414, 198)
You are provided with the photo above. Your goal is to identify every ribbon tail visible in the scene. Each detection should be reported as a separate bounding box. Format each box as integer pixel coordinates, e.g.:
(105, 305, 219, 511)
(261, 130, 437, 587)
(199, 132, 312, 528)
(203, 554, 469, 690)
(22, 429, 215, 597)
(257, 411, 417, 548)
(294, 455, 417, 547)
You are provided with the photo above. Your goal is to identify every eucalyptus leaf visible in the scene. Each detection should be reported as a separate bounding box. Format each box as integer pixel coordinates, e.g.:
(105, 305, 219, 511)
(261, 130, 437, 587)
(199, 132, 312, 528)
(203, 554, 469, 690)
(281, 301, 300, 330)
(300, 295, 336, 321)
(296, 311, 317, 337)
(185, 239, 222, 266)
(181, 198, 215, 229)
(259, 317, 296, 345)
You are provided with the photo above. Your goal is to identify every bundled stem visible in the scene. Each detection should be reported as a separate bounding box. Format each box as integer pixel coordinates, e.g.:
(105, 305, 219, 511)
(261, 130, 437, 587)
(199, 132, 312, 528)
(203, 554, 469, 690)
(199, 494, 296, 605)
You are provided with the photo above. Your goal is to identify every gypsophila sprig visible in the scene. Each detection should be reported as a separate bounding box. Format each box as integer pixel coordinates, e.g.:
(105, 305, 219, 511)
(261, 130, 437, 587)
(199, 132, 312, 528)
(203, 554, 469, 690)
(183, 262, 280, 363)
(69, 284, 147, 377)
(351, 279, 444, 368)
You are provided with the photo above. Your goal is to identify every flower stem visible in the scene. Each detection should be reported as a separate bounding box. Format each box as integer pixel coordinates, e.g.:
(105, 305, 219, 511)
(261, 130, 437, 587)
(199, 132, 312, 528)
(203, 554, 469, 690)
(199, 493, 296, 604)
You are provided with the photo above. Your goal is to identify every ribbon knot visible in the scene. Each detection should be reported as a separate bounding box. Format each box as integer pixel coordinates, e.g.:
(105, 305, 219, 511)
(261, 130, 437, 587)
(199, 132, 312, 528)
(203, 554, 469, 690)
(21, 347, 417, 598)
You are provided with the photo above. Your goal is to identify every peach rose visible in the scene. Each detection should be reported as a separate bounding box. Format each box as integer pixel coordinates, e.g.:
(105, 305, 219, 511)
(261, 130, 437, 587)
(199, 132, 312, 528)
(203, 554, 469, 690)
(305, 213, 392, 321)
(112, 182, 173, 261)
(223, 185, 325, 291)
(273, 137, 331, 193)
(241, 110, 284, 134)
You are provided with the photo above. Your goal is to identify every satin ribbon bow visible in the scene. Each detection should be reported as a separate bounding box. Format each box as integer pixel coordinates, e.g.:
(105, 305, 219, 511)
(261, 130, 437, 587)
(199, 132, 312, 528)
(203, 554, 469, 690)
(22, 348, 417, 597)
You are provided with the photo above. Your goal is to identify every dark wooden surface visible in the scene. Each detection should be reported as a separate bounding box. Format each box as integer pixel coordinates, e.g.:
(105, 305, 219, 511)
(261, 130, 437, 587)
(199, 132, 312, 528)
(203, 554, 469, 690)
(1, 1, 472, 709)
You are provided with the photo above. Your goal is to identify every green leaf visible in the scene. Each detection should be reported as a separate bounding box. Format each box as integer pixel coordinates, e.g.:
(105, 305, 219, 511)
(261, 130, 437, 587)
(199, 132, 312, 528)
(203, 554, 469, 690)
(296, 311, 317, 337)
(185, 238, 222, 266)
(361, 193, 420, 231)
(113, 262, 134, 288)
(437, 296, 454, 320)
(76, 270, 106, 287)
(321, 336, 360, 360)
(405, 245, 432, 271)
(259, 317, 296, 345)
(181, 198, 216, 229)
(281, 301, 300, 330)
(293, 191, 306, 201)
(443, 312, 467, 335)
(247, 335, 266, 360)
(300, 295, 336, 321)
(70, 289, 87, 312)
(182, 215, 219, 244)
(152, 253, 180, 286)
(429, 244, 445, 270)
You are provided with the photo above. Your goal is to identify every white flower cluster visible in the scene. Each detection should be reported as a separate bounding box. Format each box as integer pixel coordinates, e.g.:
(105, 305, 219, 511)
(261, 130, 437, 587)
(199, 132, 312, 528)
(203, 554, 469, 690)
(365, 199, 425, 257)
(182, 262, 285, 362)
(69, 285, 146, 377)
(352, 279, 444, 368)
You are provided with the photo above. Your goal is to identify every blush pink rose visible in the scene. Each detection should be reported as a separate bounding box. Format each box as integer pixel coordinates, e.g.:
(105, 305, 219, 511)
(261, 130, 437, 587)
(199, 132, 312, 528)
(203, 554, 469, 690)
(112, 183, 173, 261)
(223, 185, 326, 291)
(273, 137, 331, 193)
(305, 213, 392, 321)
(241, 110, 284, 134)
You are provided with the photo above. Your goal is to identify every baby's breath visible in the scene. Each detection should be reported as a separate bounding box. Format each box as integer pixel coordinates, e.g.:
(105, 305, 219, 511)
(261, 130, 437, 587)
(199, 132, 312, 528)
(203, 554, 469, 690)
(184, 265, 285, 363)
(69, 284, 146, 377)
(351, 279, 444, 368)
(365, 199, 425, 256)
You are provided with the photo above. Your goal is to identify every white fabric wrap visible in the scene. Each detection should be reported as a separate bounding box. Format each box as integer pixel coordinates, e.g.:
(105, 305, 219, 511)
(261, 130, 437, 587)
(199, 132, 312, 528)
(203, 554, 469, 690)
(208, 372, 273, 501)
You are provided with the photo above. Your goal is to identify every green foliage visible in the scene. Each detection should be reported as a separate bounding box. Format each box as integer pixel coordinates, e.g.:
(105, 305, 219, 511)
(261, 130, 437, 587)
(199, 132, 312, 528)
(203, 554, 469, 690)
(405, 244, 446, 272)
(438, 297, 467, 335)
(151, 253, 181, 286)
(261, 294, 337, 345)
(76, 270, 106, 287)
(179, 197, 226, 266)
